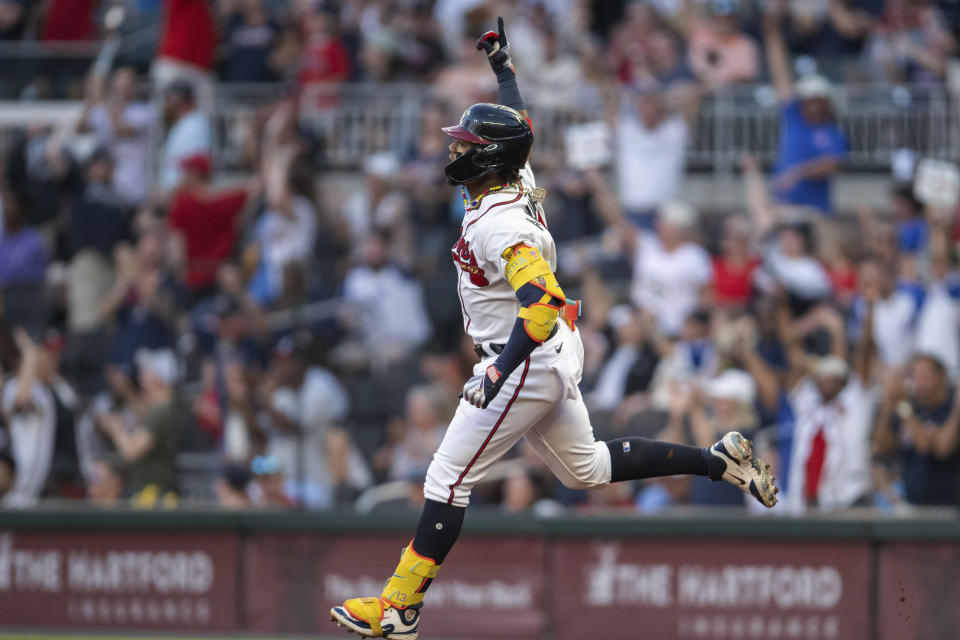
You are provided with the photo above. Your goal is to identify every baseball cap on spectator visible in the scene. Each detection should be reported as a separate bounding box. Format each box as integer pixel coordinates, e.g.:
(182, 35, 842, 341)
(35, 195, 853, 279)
(181, 153, 213, 179)
(221, 464, 251, 492)
(251, 455, 282, 476)
(135, 348, 180, 385)
(796, 74, 833, 101)
(659, 201, 698, 230)
(707, 369, 756, 405)
(812, 355, 849, 380)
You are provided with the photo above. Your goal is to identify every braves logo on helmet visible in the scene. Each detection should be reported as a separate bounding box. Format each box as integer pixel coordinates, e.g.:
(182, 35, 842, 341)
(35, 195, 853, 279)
(452, 237, 489, 287)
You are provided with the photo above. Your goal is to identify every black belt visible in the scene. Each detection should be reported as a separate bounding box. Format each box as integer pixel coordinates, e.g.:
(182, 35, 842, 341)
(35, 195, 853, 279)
(473, 326, 558, 358)
(474, 342, 504, 358)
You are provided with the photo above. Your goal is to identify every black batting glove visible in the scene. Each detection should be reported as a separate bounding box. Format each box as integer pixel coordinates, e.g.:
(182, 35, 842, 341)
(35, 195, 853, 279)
(475, 16, 515, 77)
(464, 363, 506, 409)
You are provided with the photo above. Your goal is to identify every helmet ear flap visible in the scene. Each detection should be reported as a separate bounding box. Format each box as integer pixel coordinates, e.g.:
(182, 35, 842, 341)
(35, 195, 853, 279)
(445, 146, 490, 185)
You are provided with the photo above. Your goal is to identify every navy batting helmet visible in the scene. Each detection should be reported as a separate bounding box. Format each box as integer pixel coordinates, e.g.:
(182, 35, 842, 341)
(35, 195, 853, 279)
(442, 103, 533, 185)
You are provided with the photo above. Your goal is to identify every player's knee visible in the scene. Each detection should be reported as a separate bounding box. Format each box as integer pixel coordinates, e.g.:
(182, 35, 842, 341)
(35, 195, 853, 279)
(423, 459, 471, 507)
(558, 473, 607, 491)
(557, 443, 612, 490)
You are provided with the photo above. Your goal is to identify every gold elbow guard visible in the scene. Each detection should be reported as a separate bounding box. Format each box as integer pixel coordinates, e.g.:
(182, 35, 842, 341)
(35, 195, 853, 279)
(518, 303, 560, 343)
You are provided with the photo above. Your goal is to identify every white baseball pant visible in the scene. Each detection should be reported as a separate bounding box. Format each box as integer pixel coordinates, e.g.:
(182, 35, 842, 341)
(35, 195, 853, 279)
(424, 324, 613, 507)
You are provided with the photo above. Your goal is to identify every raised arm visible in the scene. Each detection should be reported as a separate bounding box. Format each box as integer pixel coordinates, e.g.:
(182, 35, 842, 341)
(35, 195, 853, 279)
(476, 17, 528, 122)
(762, 9, 794, 103)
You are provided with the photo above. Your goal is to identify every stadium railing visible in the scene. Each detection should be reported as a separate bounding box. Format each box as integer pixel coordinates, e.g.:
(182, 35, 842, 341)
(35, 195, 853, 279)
(1, 82, 955, 176)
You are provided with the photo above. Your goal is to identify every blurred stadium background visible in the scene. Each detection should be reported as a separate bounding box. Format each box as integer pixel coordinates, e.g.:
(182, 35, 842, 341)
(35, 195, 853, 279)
(0, 0, 958, 638)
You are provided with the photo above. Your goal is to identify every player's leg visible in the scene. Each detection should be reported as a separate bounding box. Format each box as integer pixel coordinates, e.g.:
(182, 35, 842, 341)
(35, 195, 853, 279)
(331, 359, 561, 638)
(526, 387, 778, 506)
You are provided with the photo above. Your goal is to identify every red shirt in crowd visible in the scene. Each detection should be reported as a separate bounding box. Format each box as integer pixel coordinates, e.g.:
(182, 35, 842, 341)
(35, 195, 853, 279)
(711, 256, 760, 307)
(158, 0, 217, 71)
(41, 0, 96, 41)
(298, 36, 351, 85)
(168, 188, 248, 291)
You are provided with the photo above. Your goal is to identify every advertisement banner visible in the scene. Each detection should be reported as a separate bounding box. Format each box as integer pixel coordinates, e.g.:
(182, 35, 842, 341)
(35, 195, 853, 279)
(878, 542, 960, 640)
(0, 530, 238, 631)
(552, 539, 871, 640)
(244, 533, 546, 638)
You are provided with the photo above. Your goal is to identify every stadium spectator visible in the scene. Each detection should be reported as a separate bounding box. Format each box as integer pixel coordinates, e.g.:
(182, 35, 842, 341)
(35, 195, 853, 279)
(75, 364, 141, 485)
(260, 335, 370, 508)
(0, 187, 49, 335)
(869, 0, 957, 84)
(66, 148, 134, 333)
(220, 0, 281, 83)
(432, 34, 498, 105)
(221, 357, 262, 463)
(153, 0, 218, 113)
(710, 215, 761, 310)
(85, 459, 124, 506)
(764, 10, 848, 213)
(342, 231, 432, 364)
(662, 369, 758, 506)
(99, 234, 178, 367)
(744, 158, 833, 315)
(522, 27, 584, 110)
(849, 255, 918, 369)
(158, 80, 213, 194)
(167, 153, 258, 301)
(680, 0, 760, 88)
(1, 329, 76, 506)
(586, 305, 661, 414)
(216, 464, 252, 508)
(374, 384, 452, 482)
(4, 125, 79, 245)
(97, 348, 180, 503)
(76, 68, 153, 204)
(0, 0, 27, 41)
(0, 440, 15, 501)
(248, 454, 294, 508)
(395, 3, 448, 80)
(599, 200, 711, 338)
(784, 297, 876, 512)
(874, 353, 960, 506)
(613, 83, 690, 227)
(297, 6, 352, 105)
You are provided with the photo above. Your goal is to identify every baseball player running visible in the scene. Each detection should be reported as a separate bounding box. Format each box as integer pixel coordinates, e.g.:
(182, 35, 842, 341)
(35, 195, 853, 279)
(331, 18, 778, 639)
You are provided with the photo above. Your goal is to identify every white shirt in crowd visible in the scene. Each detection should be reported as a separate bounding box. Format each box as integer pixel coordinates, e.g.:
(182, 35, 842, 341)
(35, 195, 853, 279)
(869, 291, 919, 368)
(85, 102, 153, 202)
(913, 282, 960, 374)
(785, 376, 876, 513)
(630, 230, 712, 336)
(159, 109, 212, 192)
(343, 264, 432, 354)
(615, 112, 687, 213)
(254, 194, 318, 300)
(266, 366, 371, 508)
(761, 245, 832, 301)
(1, 378, 75, 507)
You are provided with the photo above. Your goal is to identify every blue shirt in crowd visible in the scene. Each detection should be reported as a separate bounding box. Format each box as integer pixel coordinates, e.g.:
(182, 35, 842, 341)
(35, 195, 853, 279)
(774, 100, 847, 213)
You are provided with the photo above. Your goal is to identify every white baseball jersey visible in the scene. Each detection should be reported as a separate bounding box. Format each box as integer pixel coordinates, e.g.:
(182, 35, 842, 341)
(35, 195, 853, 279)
(425, 164, 612, 508)
(451, 165, 556, 345)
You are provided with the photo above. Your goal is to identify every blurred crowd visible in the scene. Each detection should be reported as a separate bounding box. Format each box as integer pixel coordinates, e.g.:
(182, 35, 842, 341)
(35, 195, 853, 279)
(0, 0, 958, 515)
(0, 0, 956, 98)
